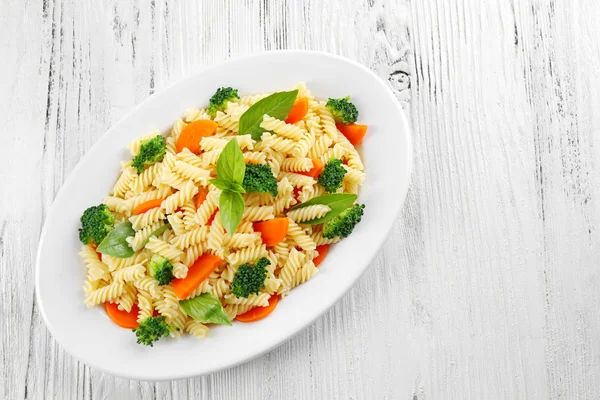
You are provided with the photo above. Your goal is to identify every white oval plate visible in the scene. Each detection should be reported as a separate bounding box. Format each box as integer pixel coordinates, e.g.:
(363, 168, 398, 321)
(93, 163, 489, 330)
(36, 50, 412, 380)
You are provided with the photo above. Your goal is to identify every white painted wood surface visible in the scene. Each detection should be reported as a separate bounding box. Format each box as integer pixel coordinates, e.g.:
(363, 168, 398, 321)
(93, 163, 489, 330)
(2, 0, 599, 398)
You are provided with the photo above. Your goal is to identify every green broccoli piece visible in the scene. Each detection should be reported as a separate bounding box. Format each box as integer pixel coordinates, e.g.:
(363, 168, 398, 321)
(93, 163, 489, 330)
(317, 158, 347, 193)
(132, 136, 166, 173)
(78, 204, 115, 245)
(208, 87, 240, 117)
(133, 316, 170, 347)
(326, 96, 358, 125)
(231, 257, 270, 298)
(242, 163, 278, 197)
(148, 254, 174, 285)
(322, 204, 365, 239)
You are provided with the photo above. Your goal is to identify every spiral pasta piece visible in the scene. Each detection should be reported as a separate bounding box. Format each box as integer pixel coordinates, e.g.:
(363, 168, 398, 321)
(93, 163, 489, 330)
(278, 172, 315, 188)
(184, 108, 211, 123)
(206, 213, 225, 256)
(113, 263, 146, 283)
(182, 243, 203, 267)
(225, 233, 262, 249)
(79, 245, 110, 281)
(308, 133, 333, 159)
(293, 260, 318, 288)
(310, 230, 342, 246)
(291, 130, 316, 158)
(224, 304, 252, 320)
(137, 290, 154, 323)
(162, 180, 198, 214)
(130, 163, 161, 194)
(145, 236, 184, 262)
(133, 276, 161, 299)
(85, 282, 125, 307)
(117, 283, 137, 312)
(277, 248, 305, 295)
(170, 118, 186, 140)
(112, 166, 137, 198)
(172, 160, 210, 185)
(242, 206, 275, 222)
(185, 319, 209, 338)
(170, 225, 209, 250)
(224, 293, 270, 307)
(260, 115, 307, 141)
(281, 157, 313, 173)
(286, 205, 330, 223)
(226, 244, 268, 269)
(129, 208, 165, 230)
(176, 148, 203, 168)
(286, 219, 317, 251)
(210, 278, 231, 299)
(166, 212, 186, 236)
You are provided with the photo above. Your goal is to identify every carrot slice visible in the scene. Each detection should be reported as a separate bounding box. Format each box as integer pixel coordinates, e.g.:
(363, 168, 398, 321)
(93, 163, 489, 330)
(336, 123, 368, 146)
(285, 98, 309, 124)
(313, 245, 329, 267)
(105, 302, 140, 329)
(133, 198, 165, 215)
(254, 218, 289, 246)
(195, 190, 208, 208)
(206, 210, 217, 226)
(176, 120, 218, 154)
(236, 295, 279, 322)
(172, 254, 223, 299)
(299, 159, 324, 179)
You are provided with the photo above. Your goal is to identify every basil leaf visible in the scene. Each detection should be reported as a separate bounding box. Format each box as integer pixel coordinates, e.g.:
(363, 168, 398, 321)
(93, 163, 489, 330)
(216, 139, 245, 184)
(180, 293, 231, 326)
(139, 223, 171, 249)
(219, 190, 245, 235)
(96, 221, 136, 258)
(209, 178, 234, 191)
(239, 90, 299, 140)
(290, 193, 357, 224)
(228, 182, 246, 193)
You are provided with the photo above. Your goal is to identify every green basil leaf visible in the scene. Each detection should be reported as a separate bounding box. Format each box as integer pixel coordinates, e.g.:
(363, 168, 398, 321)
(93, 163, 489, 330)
(228, 182, 246, 193)
(219, 190, 245, 235)
(179, 293, 231, 326)
(139, 223, 171, 249)
(96, 221, 136, 258)
(209, 178, 234, 191)
(239, 90, 299, 140)
(290, 193, 357, 224)
(216, 139, 245, 184)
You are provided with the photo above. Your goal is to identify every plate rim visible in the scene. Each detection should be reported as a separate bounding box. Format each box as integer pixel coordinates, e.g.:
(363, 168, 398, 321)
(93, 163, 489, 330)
(35, 49, 413, 380)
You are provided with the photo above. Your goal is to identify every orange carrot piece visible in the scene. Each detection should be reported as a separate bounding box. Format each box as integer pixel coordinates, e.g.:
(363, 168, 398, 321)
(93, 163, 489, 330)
(195, 190, 208, 208)
(133, 198, 165, 215)
(254, 218, 289, 246)
(313, 245, 329, 267)
(105, 302, 140, 329)
(285, 98, 309, 124)
(176, 120, 218, 154)
(206, 210, 217, 226)
(236, 295, 279, 322)
(172, 254, 223, 299)
(299, 159, 324, 179)
(336, 123, 368, 146)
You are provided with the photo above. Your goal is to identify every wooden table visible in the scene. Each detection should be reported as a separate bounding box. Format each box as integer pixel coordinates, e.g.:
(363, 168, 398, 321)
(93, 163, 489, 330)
(2, 0, 599, 398)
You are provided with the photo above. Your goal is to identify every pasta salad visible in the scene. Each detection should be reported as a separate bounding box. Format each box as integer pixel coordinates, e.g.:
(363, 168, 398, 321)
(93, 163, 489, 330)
(78, 83, 368, 346)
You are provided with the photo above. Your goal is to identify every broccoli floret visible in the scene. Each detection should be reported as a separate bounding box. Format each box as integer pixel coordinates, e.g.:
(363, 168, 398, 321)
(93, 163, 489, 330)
(78, 204, 115, 245)
(242, 163, 278, 197)
(322, 204, 365, 239)
(317, 158, 347, 193)
(148, 254, 174, 285)
(133, 316, 170, 347)
(208, 87, 240, 117)
(326, 96, 358, 125)
(231, 257, 270, 298)
(132, 136, 166, 173)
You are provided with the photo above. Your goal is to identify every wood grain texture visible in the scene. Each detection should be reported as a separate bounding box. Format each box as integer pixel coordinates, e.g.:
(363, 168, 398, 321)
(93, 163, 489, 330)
(1, 0, 599, 399)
